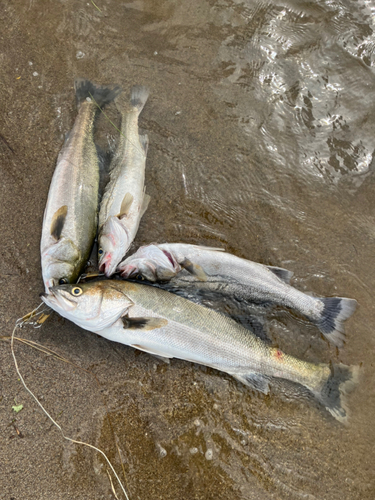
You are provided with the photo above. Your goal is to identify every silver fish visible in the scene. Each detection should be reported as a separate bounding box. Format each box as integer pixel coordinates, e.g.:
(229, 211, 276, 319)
(42, 280, 360, 423)
(98, 86, 150, 277)
(40, 79, 121, 291)
(117, 243, 357, 347)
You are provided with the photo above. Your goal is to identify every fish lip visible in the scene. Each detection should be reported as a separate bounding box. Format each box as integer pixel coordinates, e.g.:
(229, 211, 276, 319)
(40, 289, 57, 308)
(118, 264, 133, 278)
(100, 258, 118, 277)
(98, 252, 115, 277)
(43, 278, 57, 292)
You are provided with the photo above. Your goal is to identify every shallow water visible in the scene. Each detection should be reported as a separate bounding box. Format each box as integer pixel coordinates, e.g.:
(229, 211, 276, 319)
(1, 0, 375, 499)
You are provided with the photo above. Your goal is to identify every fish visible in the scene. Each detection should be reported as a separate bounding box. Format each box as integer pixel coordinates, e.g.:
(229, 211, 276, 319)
(98, 86, 150, 277)
(117, 243, 357, 347)
(41, 280, 360, 424)
(40, 78, 121, 291)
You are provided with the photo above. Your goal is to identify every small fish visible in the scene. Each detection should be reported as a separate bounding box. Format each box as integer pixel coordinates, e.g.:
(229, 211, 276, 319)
(118, 243, 357, 347)
(42, 280, 359, 423)
(98, 86, 150, 277)
(40, 79, 121, 291)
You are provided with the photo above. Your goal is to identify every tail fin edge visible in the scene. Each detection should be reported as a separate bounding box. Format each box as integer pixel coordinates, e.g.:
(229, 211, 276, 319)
(74, 78, 122, 108)
(316, 297, 357, 347)
(315, 363, 360, 424)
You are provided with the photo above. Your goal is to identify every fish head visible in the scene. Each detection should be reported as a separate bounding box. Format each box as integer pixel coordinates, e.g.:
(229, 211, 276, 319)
(98, 216, 129, 277)
(118, 244, 180, 281)
(42, 238, 81, 291)
(41, 280, 133, 331)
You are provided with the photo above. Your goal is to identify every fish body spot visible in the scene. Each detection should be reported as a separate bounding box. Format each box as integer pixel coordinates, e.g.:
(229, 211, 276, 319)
(273, 349, 284, 361)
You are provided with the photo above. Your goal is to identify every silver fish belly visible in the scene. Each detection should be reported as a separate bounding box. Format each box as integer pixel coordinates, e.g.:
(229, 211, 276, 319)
(40, 79, 121, 291)
(98, 86, 150, 277)
(118, 243, 357, 347)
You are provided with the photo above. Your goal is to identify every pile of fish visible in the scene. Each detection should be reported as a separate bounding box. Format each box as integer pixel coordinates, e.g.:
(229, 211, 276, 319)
(41, 79, 359, 424)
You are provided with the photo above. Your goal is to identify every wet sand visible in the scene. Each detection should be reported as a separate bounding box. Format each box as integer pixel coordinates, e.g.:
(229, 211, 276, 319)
(1, 1, 375, 499)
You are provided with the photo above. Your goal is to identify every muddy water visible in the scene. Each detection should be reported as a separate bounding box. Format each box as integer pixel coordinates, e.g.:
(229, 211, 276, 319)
(1, 0, 375, 499)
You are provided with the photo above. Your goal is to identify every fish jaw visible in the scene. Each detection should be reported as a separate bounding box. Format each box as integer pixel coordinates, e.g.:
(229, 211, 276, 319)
(119, 259, 158, 281)
(44, 287, 78, 313)
(117, 244, 181, 281)
(41, 237, 81, 291)
(98, 216, 129, 277)
(118, 262, 140, 279)
(42, 258, 76, 292)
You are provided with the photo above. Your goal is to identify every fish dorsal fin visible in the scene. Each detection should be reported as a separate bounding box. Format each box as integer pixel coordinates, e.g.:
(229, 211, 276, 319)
(233, 372, 270, 394)
(267, 266, 294, 284)
(50, 205, 68, 240)
(118, 192, 134, 218)
(131, 344, 172, 360)
(140, 193, 151, 218)
(122, 316, 168, 331)
(181, 258, 207, 282)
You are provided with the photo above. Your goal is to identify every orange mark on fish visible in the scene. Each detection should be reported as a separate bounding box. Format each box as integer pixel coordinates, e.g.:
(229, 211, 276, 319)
(274, 349, 283, 361)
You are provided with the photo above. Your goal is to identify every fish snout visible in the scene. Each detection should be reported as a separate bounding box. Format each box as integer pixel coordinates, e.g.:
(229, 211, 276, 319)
(118, 263, 136, 278)
(99, 253, 118, 277)
(99, 252, 111, 273)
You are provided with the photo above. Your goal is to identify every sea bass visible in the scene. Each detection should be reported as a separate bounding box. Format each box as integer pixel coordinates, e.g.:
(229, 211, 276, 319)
(117, 243, 357, 347)
(98, 86, 150, 277)
(40, 79, 121, 291)
(42, 280, 359, 423)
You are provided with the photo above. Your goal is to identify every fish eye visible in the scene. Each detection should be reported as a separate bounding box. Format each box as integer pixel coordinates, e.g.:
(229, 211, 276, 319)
(71, 287, 83, 296)
(98, 248, 104, 256)
(59, 278, 68, 285)
(136, 274, 144, 281)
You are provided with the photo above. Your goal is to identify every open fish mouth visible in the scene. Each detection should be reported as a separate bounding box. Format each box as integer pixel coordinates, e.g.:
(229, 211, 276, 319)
(99, 254, 119, 277)
(119, 264, 138, 279)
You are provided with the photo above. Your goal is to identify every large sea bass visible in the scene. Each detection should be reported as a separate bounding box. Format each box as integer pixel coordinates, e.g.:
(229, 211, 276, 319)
(42, 280, 359, 423)
(117, 243, 357, 347)
(40, 79, 121, 291)
(98, 86, 150, 277)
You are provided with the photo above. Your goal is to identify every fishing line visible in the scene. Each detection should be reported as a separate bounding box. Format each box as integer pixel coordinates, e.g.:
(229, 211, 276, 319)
(10, 320, 130, 500)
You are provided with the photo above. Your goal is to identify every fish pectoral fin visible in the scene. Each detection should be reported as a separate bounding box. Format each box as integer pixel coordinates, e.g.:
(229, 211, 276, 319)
(267, 266, 294, 284)
(122, 316, 168, 331)
(50, 205, 68, 240)
(118, 192, 134, 218)
(140, 193, 151, 218)
(232, 372, 271, 394)
(131, 344, 172, 361)
(181, 258, 207, 282)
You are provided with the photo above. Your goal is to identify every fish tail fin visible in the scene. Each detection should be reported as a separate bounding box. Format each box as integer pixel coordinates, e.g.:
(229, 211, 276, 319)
(315, 297, 357, 347)
(130, 85, 149, 113)
(314, 363, 360, 424)
(74, 78, 122, 108)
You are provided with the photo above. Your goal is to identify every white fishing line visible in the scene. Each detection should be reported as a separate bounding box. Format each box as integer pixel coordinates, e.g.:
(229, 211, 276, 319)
(10, 320, 130, 500)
